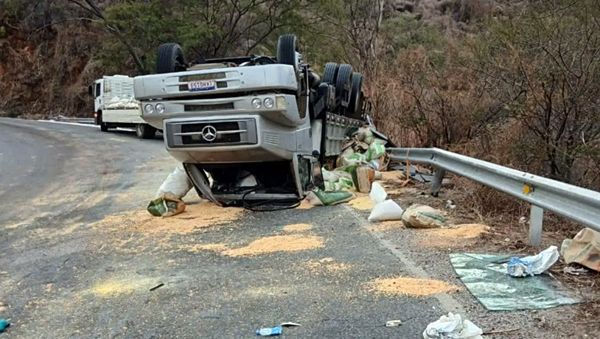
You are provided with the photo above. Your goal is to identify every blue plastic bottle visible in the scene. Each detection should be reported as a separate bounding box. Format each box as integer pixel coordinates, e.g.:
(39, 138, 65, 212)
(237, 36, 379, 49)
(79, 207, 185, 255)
(256, 325, 283, 336)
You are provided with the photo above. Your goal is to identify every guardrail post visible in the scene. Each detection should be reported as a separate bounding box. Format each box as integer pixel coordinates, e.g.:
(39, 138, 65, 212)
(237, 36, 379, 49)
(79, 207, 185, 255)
(431, 167, 446, 197)
(528, 205, 544, 246)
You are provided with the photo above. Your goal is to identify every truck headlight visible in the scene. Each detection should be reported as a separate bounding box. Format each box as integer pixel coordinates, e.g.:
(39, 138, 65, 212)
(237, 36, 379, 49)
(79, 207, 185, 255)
(263, 97, 274, 109)
(276, 96, 287, 109)
(251, 98, 262, 109)
(144, 103, 155, 114)
(155, 103, 166, 114)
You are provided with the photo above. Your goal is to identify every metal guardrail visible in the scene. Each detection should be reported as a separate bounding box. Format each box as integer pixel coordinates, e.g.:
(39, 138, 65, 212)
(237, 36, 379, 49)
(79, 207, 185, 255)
(388, 147, 600, 246)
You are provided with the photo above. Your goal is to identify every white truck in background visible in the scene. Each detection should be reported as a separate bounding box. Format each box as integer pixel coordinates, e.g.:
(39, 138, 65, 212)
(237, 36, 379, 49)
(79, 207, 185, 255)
(89, 75, 157, 139)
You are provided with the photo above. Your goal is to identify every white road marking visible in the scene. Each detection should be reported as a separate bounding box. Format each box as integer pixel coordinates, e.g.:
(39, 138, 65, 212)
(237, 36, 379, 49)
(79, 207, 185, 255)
(37, 119, 99, 128)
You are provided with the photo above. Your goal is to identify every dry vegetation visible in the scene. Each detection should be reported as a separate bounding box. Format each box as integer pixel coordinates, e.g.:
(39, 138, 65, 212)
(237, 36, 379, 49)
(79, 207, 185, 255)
(1, 0, 598, 200)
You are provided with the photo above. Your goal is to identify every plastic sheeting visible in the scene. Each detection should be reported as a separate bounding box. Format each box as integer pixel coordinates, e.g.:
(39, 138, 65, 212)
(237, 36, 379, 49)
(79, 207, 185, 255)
(450, 253, 580, 311)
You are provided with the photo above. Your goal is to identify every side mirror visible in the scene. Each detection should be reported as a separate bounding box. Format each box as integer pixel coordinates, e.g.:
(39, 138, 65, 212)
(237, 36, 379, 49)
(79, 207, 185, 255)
(88, 85, 93, 97)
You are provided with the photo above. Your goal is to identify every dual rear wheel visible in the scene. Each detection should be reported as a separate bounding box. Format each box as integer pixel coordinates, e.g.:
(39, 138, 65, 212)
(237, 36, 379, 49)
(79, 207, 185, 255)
(321, 63, 364, 119)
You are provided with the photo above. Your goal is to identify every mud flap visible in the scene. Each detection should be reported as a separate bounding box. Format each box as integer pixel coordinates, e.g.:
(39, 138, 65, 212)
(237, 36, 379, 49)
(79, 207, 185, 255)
(293, 154, 322, 197)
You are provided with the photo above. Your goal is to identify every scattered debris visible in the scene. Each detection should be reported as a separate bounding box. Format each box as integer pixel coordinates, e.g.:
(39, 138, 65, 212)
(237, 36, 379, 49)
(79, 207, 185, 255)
(402, 204, 446, 228)
(420, 224, 489, 248)
(179, 243, 229, 253)
(282, 223, 312, 233)
(367, 276, 459, 297)
(304, 257, 351, 273)
(256, 325, 282, 336)
(308, 127, 390, 206)
(306, 190, 354, 206)
(385, 320, 402, 327)
(367, 220, 404, 232)
(445, 200, 456, 209)
(387, 162, 434, 183)
(280, 322, 301, 327)
(149, 282, 164, 291)
(560, 228, 600, 272)
(222, 235, 324, 257)
(370, 181, 387, 203)
(255, 323, 298, 337)
(296, 199, 315, 210)
(482, 327, 520, 335)
(367, 182, 405, 222)
(147, 193, 186, 217)
(89, 277, 159, 297)
(450, 253, 580, 310)
(0, 319, 9, 333)
(346, 194, 374, 211)
(380, 170, 406, 183)
(507, 246, 560, 277)
(147, 164, 193, 217)
(427, 224, 489, 239)
(156, 163, 193, 197)
(368, 200, 404, 222)
(356, 167, 381, 193)
(422, 312, 482, 339)
(563, 266, 589, 276)
(95, 201, 244, 236)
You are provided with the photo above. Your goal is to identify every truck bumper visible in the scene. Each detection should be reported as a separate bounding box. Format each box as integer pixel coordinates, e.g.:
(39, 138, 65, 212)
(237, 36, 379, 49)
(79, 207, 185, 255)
(163, 114, 313, 164)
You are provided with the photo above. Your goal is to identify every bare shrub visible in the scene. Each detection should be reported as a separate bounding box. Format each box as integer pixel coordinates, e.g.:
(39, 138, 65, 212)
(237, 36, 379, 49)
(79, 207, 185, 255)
(370, 43, 499, 149)
(476, 0, 600, 188)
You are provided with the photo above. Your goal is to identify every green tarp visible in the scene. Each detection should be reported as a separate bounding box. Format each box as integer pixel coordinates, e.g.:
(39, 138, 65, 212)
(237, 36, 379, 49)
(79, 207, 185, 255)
(450, 253, 581, 311)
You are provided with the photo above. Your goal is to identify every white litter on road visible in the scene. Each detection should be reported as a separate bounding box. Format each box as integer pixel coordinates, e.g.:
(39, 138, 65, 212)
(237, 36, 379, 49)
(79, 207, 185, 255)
(423, 312, 483, 339)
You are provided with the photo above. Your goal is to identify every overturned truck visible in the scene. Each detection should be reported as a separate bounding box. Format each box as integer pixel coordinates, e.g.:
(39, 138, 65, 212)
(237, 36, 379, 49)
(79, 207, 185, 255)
(134, 34, 370, 207)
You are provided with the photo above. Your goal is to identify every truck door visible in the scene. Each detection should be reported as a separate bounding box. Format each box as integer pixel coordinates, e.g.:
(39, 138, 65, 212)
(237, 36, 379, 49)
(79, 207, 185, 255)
(94, 80, 102, 113)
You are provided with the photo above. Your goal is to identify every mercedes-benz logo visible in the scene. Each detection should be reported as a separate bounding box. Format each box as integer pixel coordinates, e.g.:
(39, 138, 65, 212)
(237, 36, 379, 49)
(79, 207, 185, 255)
(201, 125, 217, 142)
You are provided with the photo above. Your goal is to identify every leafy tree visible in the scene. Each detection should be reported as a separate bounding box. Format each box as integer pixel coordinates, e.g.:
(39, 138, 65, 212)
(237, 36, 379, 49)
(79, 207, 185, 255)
(76, 0, 307, 74)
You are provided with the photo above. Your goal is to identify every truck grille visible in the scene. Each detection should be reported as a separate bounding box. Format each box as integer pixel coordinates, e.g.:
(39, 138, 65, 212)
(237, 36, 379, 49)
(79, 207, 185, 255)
(165, 119, 257, 148)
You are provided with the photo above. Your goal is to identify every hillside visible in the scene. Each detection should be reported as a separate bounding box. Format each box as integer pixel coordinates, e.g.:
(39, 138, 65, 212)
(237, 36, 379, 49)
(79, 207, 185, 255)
(1, 0, 599, 193)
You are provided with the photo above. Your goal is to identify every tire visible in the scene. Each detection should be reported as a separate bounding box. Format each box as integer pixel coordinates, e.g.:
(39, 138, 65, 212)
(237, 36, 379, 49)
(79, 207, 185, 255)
(98, 112, 109, 132)
(156, 43, 187, 74)
(335, 64, 353, 107)
(348, 72, 363, 119)
(277, 34, 298, 72)
(136, 124, 156, 139)
(321, 62, 338, 85)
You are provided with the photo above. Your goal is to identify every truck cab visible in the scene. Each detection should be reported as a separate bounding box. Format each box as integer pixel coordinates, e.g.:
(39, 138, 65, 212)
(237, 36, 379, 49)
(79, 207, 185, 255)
(89, 75, 157, 139)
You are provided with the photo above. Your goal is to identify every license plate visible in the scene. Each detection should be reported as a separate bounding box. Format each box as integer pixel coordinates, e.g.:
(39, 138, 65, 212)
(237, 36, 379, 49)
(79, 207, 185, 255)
(188, 80, 216, 92)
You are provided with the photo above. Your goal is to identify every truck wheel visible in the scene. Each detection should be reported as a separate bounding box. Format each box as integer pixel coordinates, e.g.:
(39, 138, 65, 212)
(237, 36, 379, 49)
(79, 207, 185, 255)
(156, 43, 187, 74)
(136, 124, 156, 139)
(98, 112, 109, 132)
(322, 62, 338, 85)
(348, 72, 363, 119)
(335, 64, 353, 108)
(277, 34, 298, 72)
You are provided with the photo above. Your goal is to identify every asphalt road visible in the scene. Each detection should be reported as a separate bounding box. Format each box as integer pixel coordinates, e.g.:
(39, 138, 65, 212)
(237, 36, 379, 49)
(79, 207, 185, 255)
(0, 118, 462, 338)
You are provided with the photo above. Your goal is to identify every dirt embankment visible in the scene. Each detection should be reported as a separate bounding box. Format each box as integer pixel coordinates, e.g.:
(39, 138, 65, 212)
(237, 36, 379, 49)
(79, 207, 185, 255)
(0, 20, 102, 118)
